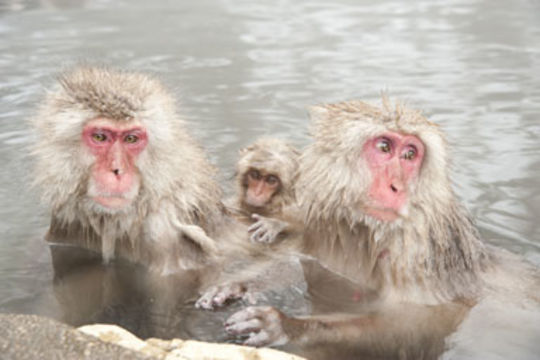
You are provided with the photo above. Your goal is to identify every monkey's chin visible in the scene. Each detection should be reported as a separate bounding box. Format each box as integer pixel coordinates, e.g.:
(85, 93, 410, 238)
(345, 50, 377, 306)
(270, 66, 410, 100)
(92, 196, 132, 210)
(365, 207, 400, 222)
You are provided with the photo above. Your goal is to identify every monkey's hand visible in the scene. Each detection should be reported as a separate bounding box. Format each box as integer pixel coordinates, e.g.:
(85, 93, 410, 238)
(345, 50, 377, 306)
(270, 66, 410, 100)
(195, 283, 265, 310)
(225, 306, 290, 347)
(249, 214, 288, 244)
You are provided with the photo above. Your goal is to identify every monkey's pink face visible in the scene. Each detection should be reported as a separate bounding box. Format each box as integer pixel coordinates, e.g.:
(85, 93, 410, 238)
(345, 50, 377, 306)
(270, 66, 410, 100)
(82, 118, 148, 210)
(245, 168, 281, 208)
(362, 132, 424, 221)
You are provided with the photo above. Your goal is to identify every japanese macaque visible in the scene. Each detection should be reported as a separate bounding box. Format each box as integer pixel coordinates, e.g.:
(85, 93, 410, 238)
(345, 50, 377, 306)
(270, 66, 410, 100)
(219, 98, 540, 358)
(31, 66, 227, 275)
(231, 138, 301, 244)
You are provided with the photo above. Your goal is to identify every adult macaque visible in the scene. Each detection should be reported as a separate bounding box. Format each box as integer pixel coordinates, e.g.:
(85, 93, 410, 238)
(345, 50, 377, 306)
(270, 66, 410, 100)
(32, 66, 228, 275)
(231, 138, 301, 244)
(220, 99, 540, 358)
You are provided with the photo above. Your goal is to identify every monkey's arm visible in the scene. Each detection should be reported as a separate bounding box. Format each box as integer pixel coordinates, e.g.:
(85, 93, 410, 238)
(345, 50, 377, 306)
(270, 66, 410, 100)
(195, 256, 306, 310)
(225, 302, 468, 353)
(174, 222, 218, 255)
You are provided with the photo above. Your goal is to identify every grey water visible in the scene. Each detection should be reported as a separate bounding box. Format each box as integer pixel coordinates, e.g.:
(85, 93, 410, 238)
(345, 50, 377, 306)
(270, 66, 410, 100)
(0, 0, 539, 358)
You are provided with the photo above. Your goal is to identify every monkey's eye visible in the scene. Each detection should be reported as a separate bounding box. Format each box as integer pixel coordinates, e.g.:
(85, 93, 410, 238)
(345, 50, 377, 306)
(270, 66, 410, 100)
(124, 134, 139, 144)
(266, 175, 280, 186)
(376, 139, 391, 153)
(402, 147, 417, 160)
(248, 169, 261, 180)
(92, 133, 107, 142)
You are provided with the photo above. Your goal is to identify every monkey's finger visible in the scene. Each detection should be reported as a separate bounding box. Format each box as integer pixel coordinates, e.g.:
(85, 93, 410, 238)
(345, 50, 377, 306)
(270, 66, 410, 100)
(244, 331, 272, 347)
(260, 232, 276, 243)
(248, 222, 262, 233)
(259, 233, 269, 243)
(195, 286, 219, 309)
(212, 284, 244, 306)
(213, 291, 236, 304)
(196, 287, 217, 305)
(251, 214, 262, 221)
(250, 228, 267, 242)
(225, 318, 262, 335)
(212, 293, 232, 307)
(226, 306, 260, 325)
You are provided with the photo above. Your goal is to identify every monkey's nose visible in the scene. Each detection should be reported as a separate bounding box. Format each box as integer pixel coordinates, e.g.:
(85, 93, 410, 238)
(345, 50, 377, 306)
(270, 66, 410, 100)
(390, 181, 404, 193)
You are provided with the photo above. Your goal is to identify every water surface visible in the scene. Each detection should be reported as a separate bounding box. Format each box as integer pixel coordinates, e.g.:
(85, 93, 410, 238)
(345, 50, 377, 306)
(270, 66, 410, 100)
(0, 0, 539, 358)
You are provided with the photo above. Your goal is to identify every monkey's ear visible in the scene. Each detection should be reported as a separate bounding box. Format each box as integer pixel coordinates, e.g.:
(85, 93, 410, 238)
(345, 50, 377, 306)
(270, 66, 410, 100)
(308, 105, 330, 122)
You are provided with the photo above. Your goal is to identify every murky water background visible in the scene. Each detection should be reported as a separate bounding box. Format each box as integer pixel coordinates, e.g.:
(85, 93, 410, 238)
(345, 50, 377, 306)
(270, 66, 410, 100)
(0, 0, 539, 357)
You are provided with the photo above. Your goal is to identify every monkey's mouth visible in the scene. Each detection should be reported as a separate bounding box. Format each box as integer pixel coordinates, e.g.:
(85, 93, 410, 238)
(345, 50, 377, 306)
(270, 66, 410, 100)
(364, 205, 401, 222)
(88, 180, 139, 210)
(92, 195, 132, 209)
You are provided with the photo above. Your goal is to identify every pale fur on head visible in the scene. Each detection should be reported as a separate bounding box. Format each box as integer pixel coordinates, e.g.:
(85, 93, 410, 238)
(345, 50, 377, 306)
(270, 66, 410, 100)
(297, 96, 491, 304)
(31, 65, 223, 271)
(235, 137, 300, 216)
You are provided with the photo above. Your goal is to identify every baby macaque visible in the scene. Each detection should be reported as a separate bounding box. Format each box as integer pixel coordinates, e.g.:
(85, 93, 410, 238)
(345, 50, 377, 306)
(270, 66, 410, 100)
(231, 138, 301, 244)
